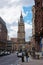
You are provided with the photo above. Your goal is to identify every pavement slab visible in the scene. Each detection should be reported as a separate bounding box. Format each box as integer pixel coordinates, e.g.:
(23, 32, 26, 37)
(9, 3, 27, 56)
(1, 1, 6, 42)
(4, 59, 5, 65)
(18, 59, 43, 65)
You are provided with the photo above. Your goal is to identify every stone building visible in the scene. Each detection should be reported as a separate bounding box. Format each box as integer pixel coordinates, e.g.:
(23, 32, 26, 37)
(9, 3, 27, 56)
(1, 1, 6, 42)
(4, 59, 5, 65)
(0, 17, 7, 40)
(32, 6, 36, 48)
(6, 40, 13, 52)
(41, 0, 43, 52)
(11, 38, 18, 51)
(10, 13, 32, 51)
(0, 17, 7, 51)
(17, 12, 25, 50)
(32, 0, 43, 51)
(32, 6, 35, 36)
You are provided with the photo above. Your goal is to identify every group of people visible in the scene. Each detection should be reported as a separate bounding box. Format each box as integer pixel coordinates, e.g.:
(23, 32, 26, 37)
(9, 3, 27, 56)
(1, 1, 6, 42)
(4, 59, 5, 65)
(22, 51, 29, 62)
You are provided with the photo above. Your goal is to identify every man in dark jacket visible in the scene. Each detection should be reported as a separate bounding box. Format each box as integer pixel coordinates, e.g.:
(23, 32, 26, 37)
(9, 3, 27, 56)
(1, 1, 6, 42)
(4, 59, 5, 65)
(26, 51, 28, 62)
(22, 52, 24, 62)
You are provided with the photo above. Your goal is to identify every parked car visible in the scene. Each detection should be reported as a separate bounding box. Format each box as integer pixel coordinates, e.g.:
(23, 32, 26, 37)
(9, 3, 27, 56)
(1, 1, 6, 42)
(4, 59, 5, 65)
(16, 51, 18, 54)
(7, 51, 10, 55)
(0, 51, 4, 56)
(4, 51, 8, 55)
(4, 51, 10, 55)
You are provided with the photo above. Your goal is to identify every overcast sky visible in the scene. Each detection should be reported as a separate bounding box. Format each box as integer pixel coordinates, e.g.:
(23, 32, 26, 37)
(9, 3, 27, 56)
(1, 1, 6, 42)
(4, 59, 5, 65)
(0, 0, 35, 41)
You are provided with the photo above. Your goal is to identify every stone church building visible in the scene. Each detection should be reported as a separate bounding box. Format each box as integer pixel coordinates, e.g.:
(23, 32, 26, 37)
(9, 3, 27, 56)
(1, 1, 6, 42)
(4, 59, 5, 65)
(17, 12, 25, 50)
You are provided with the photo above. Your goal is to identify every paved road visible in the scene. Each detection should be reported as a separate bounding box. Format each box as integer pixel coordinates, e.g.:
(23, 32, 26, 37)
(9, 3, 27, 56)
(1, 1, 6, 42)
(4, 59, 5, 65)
(0, 52, 20, 65)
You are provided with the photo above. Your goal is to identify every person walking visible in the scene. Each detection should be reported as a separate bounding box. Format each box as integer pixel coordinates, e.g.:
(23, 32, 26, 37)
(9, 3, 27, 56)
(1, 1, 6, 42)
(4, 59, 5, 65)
(26, 51, 28, 62)
(22, 52, 24, 62)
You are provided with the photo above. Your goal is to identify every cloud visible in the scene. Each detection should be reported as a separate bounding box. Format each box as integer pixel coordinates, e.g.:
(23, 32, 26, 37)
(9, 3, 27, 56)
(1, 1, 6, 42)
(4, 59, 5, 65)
(22, 8, 29, 17)
(8, 25, 18, 38)
(25, 22, 32, 30)
(25, 29, 32, 41)
(8, 30, 17, 38)
(0, 6, 21, 24)
(0, 0, 34, 8)
(0, 0, 34, 41)
(7, 22, 32, 41)
(25, 22, 32, 41)
(0, 0, 34, 24)
(19, 0, 35, 6)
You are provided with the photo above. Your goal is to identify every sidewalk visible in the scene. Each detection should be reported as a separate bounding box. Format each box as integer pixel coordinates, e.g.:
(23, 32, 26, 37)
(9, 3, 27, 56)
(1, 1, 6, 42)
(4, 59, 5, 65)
(17, 56, 43, 65)
(17, 56, 33, 65)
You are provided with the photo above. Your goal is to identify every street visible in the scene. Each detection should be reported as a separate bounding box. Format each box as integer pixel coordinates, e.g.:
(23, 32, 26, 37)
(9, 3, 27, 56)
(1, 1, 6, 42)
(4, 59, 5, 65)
(0, 52, 43, 65)
(0, 52, 20, 65)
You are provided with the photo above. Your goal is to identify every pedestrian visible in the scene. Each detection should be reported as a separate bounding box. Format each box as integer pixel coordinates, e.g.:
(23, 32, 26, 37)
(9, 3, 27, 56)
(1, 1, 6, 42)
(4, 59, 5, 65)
(22, 52, 24, 62)
(25, 51, 28, 62)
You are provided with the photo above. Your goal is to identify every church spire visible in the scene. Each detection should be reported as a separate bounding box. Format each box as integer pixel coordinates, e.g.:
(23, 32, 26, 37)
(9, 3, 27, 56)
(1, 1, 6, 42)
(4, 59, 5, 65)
(20, 11, 24, 22)
(20, 11, 23, 18)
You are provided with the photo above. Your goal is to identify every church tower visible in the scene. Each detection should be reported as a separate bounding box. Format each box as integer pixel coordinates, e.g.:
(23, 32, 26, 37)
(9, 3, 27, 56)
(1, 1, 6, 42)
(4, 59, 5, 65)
(18, 12, 25, 44)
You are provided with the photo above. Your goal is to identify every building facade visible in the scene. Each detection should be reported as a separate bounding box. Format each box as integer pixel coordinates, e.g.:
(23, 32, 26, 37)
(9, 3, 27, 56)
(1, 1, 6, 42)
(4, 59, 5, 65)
(6, 40, 13, 52)
(0, 17, 7, 40)
(32, 0, 43, 51)
(11, 38, 18, 51)
(0, 17, 7, 51)
(32, 6, 35, 36)
(17, 13, 25, 50)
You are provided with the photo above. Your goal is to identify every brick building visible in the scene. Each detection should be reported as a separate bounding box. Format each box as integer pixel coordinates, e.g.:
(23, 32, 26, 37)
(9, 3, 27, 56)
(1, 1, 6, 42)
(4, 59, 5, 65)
(0, 17, 7, 51)
(32, 0, 43, 51)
